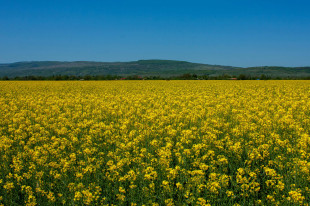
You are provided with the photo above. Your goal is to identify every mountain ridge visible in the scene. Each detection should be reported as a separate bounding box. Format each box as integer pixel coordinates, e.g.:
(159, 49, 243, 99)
(0, 60, 309, 78)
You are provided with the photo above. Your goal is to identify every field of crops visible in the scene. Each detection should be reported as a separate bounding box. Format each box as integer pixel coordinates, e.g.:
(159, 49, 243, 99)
(0, 80, 310, 205)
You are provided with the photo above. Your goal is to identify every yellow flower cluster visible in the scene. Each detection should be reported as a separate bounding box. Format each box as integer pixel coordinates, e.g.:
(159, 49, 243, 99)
(0, 80, 310, 205)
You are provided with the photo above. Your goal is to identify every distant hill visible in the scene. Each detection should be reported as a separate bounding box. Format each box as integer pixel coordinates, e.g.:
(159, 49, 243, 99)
(0, 60, 309, 78)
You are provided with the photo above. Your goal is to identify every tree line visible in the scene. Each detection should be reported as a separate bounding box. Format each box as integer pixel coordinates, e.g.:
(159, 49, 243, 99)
(1, 73, 310, 80)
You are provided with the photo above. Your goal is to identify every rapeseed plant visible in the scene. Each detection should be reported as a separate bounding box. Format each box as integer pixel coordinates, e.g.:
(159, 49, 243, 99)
(0, 80, 309, 205)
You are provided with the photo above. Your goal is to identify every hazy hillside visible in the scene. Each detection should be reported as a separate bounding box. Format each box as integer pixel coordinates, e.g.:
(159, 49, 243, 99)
(0, 60, 309, 78)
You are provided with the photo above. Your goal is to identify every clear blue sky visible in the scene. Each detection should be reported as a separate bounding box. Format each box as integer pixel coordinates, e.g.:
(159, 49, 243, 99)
(1, 0, 310, 67)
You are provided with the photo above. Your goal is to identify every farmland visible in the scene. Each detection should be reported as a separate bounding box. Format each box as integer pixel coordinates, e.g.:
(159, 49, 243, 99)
(0, 81, 310, 205)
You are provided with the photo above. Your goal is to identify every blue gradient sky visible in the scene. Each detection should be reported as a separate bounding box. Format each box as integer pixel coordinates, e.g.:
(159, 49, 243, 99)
(1, 0, 310, 67)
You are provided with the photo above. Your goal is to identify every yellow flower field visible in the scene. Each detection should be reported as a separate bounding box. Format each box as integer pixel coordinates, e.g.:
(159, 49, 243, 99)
(0, 80, 310, 205)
